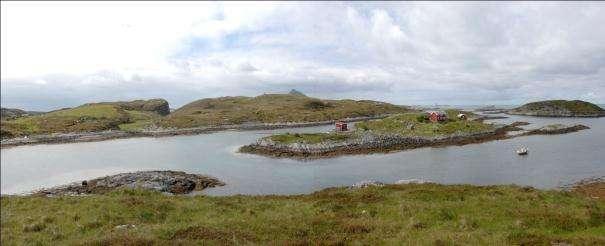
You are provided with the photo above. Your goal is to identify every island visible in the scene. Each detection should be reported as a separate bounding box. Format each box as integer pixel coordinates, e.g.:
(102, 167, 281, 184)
(0, 99, 169, 140)
(240, 110, 590, 159)
(507, 100, 605, 117)
(1, 91, 410, 147)
(159, 91, 409, 128)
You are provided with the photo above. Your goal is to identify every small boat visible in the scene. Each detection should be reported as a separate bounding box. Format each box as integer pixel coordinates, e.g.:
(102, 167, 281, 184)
(516, 147, 528, 155)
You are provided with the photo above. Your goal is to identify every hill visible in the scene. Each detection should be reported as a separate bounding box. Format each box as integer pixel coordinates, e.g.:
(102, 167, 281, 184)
(161, 93, 410, 128)
(508, 100, 605, 117)
(0, 99, 169, 139)
(1, 108, 43, 120)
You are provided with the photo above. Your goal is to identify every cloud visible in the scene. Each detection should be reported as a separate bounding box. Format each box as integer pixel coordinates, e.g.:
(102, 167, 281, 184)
(2, 2, 605, 110)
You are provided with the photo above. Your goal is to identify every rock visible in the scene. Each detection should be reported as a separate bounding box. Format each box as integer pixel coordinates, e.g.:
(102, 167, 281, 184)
(115, 99, 170, 116)
(114, 224, 136, 230)
(35, 170, 225, 196)
(523, 124, 590, 136)
(351, 180, 384, 188)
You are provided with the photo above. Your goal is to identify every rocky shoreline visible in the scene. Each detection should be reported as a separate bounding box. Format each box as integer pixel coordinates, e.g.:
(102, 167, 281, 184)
(0, 115, 390, 148)
(239, 126, 510, 159)
(33, 171, 225, 196)
(239, 123, 590, 159)
(507, 111, 605, 117)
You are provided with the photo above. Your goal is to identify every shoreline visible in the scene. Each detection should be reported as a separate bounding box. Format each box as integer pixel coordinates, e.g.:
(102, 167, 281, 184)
(239, 123, 589, 160)
(0, 115, 389, 148)
(506, 111, 605, 117)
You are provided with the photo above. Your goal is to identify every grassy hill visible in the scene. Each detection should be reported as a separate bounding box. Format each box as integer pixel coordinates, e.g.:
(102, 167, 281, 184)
(0, 99, 168, 139)
(1, 183, 603, 245)
(161, 93, 410, 128)
(509, 100, 605, 117)
(0, 108, 43, 120)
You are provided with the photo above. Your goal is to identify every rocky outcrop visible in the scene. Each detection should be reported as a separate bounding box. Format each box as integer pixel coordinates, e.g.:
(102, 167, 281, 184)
(116, 99, 171, 116)
(1, 107, 42, 120)
(522, 124, 590, 136)
(240, 127, 507, 159)
(508, 100, 605, 117)
(34, 171, 224, 196)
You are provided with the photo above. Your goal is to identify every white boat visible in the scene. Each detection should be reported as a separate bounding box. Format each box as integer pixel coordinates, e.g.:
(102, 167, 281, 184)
(516, 147, 528, 155)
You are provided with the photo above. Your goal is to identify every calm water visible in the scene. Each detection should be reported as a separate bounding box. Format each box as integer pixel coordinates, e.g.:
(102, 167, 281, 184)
(1, 114, 604, 195)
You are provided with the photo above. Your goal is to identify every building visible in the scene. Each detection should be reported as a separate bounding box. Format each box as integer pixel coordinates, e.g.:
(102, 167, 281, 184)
(427, 111, 447, 123)
(335, 121, 348, 131)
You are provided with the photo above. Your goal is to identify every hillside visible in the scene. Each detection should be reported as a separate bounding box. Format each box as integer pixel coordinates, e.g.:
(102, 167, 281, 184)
(0, 99, 169, 139)
(161, 93, 410, 128)
(0, 108, 43, 120)
(1, 183, 603, 245)
(508, 100, 605, 117)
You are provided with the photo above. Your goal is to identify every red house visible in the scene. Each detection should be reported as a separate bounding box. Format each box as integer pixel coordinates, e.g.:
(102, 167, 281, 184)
(427, 111, 447, 123)
(335, 121, 348, 131)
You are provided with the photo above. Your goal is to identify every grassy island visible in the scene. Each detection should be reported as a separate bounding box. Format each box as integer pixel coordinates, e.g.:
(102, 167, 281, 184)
(0, 99, 168, 139)
(2, 183, 603, 245)
(1, 93, 410, 142)
(508, 100, 605, 117)
(161, 93, 409, 128)
(240, 110, 504, 158)
(266, 110, 493, 145)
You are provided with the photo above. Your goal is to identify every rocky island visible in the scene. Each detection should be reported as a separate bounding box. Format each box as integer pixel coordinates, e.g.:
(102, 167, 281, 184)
(34, 171, 224, 196)
(507, 100, 605, 117)
(240, 110, 590, 159)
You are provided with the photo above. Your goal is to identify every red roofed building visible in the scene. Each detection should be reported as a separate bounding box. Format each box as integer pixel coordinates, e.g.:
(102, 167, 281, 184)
(427, 111, 447, 123)
(335, 121, 348, 131)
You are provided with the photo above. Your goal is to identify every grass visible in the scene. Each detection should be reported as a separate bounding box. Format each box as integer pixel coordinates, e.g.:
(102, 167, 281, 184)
(161, 94, 410, 128)
(267, 111, 492, 144)
(1, 184, 603, 245)
(515, 100, 604, 115)
(1, 104, 162, 138)
(355, 111, 492, 137)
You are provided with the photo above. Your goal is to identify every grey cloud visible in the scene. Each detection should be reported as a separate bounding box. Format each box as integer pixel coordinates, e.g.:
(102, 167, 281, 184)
(2, 2, 605, 110)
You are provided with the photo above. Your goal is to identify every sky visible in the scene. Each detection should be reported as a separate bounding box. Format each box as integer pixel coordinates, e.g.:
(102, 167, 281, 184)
(2, 1, 605, 111)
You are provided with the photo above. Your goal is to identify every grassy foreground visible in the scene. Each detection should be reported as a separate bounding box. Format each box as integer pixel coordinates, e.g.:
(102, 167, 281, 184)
(2, 184, 604, 245)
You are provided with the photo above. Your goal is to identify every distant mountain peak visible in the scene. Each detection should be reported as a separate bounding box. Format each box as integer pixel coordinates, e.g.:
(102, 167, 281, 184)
(289, 89, 306, 97)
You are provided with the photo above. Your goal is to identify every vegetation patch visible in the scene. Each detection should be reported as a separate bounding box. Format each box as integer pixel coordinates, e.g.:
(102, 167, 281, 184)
(2, 183, 603, 245)
(162, 94, 410, 128)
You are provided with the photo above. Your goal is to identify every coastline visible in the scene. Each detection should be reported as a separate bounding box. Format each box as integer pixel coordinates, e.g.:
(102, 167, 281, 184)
(0, 115, 390, 148)
(506, 111, 605, 117)
(239, 123, 589, 159)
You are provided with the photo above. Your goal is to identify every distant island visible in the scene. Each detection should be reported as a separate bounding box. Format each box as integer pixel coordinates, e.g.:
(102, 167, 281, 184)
(160, 92, 409, 129)
(0, 91, 410, 145)
(508, 100, 605, 117)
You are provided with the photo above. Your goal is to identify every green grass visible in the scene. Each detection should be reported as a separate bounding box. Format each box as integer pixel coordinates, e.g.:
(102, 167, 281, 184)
(355, 112, 493, 137)
(270, 132, 353, 144)
(1, 104, 162, 138)
(2, 184, 603, 245)
(161, 94, 411, 128)
(516, 100, 604, 115)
